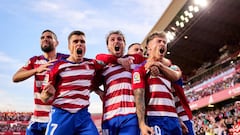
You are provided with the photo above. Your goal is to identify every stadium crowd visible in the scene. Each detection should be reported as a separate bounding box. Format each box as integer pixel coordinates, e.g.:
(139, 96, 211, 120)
(193, 101, 240, 135)
(185, 60, 240, 103)
(0, 112, 32, 134)
(184, 58, 240, 135)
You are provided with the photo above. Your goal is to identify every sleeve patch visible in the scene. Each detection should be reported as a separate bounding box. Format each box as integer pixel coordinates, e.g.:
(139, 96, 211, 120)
(133, 72, 140, 84)
(96, 60, 106, 66)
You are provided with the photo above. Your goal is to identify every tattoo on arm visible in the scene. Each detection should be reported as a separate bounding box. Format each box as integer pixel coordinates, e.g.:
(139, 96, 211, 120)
(134, 88, 145, 125)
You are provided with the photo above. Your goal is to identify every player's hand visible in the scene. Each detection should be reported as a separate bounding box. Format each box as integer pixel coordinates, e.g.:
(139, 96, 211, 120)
(180, 120, 189, 134)
(149, 65, 160, 76)
(40, 82, 56, 103)
(117, 56, 134, 71)
(139, 123, 154, 135)
(36, 59, 58, 73)
(145, 60, 163, 71)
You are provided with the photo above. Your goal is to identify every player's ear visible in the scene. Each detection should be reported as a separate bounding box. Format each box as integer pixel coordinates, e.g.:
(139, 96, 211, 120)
(55, 40, 59, 47)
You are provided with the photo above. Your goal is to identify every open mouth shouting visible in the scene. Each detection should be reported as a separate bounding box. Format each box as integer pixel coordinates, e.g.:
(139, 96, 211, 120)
(159, 48, 165, 54)
(76, 48, 83, 55)
(115, 45, 120, 52)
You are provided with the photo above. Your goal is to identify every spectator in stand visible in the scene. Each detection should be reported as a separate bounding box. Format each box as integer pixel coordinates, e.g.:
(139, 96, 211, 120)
(186, 72, 239, 102)
(230, 115, 240, 134)
(193, 102, 240, 135)
(12, 30, 68, 135)
(234, 73, 240, 84)
(234, 101, 240, 118)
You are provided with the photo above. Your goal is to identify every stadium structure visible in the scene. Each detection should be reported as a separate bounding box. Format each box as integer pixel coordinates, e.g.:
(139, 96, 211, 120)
(142, 0, 240, 111)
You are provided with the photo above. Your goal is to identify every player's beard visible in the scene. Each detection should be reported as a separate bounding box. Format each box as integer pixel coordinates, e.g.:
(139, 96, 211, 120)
(41, 44, 54, 53)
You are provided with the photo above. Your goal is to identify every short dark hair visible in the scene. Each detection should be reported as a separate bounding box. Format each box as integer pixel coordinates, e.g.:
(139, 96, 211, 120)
(106, 30, 126, 45)
(128, 43, 141, 50)
(146, 31, 167, 45)
(42, 29, 58, 41)
(68, 30, 85, 42)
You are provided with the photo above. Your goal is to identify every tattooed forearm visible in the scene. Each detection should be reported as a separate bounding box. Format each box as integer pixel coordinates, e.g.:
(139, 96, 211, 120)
(134, 88, 146, 125)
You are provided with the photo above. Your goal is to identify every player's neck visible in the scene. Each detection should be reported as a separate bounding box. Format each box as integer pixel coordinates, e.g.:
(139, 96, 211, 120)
(44, 51, 57, 60)
(67, 56, 83, 63)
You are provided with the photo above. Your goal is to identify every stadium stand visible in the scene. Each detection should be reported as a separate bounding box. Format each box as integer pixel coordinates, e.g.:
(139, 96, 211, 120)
(0, 112, 32, 135)
(141, 0, 240, 134)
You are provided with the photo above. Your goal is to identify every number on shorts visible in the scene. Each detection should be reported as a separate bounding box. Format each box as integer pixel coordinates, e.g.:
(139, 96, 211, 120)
(152, 125, 162, 135)
(49, 123, 58, 135)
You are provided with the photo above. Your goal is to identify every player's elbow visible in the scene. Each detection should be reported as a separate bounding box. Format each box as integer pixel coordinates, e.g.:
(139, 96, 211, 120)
(12, 75, 20, 82)
(171, 71, 182, 82)
(170, 74, 181, 82)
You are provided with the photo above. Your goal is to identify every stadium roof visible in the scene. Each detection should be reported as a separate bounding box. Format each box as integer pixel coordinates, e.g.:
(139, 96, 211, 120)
(142, 0, 240, 80)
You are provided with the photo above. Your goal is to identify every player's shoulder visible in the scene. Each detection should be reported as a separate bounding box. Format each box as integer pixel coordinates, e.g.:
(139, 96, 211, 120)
(134, 60, 146, 71)
(170, 64, 181, 71)
(29, 55, 45, 61)
(83, 57, 94, 61)
(82, 58, 97, 64)
(56, 53, 69, 59)
(126, 54, 146, 64)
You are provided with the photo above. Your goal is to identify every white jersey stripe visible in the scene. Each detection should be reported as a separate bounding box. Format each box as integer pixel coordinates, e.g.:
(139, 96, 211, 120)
(62, 80, 91, 86)
(106, 71, 131, 85)
(176, 106, 185, 113)
(58, 89, 89, 97)
(105, 95, 134, 107)
(54, 98, 89, 107)
(103, 107, 136, 120)
(34, 104, 52, 112)
(60, 69, 94, 77)
(149, 98, 175, 107)
(147, 111, 178, 117)
(103, 65, 122, 75)
(106, 82, 131, 95)
(31, 116, 49, 123)
(179, 115, 190, 121)
(150, 84, 170, 93)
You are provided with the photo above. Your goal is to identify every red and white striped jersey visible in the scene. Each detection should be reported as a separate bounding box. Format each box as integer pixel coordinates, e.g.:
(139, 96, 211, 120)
(23, 53, 68, 122)
(96, 54, 145, 121)
(101, 64, 135, 121)
(48, 58, 103, 113)
(173, 89, 190, 121)
(132, 64, 178, 118)
(171, 65, 193, 121)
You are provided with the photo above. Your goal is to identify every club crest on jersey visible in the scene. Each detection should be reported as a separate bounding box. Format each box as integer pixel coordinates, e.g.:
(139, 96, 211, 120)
(133, 72, 140, 84)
